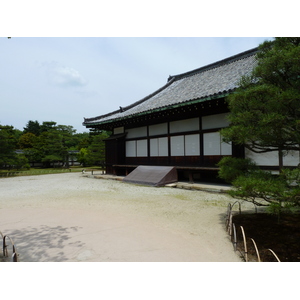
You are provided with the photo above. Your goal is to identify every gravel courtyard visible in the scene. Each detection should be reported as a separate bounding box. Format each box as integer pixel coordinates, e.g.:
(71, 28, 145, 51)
(0, 172, 244, 262)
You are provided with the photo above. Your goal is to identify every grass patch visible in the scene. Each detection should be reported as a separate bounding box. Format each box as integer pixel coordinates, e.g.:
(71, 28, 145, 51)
(0, 166, 86, 178)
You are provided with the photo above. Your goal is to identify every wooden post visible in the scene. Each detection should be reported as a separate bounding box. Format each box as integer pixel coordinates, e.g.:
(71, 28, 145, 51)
(240, 226, 248, 262)
(268, 249, 281, 262)
(250, 238, 261, 262)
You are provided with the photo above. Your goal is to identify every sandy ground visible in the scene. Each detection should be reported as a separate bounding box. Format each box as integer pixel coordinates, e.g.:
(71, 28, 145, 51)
(0, 172, 248, 262)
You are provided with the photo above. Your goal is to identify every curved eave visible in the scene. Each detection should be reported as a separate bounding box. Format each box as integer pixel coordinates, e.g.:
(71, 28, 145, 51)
(83, 90, 232, 128)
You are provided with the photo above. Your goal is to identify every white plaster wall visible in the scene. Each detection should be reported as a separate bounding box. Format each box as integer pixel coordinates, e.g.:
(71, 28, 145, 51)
(113, 127, 124, 134)
(202, 113, 229, 130)
(170, 118, 199, 133)
(245, 149, 300, 166)
(126, 126, 147, 138)
(149, 123, 168, 136)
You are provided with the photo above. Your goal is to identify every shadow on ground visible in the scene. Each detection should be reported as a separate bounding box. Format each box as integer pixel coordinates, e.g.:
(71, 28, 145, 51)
(2, 225, 85, 262)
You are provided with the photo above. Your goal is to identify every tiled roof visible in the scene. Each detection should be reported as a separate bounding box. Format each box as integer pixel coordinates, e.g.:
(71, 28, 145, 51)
(83, 47, 257, 126)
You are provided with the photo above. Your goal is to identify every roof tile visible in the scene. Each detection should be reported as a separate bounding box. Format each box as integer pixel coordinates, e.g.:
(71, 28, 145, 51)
(84, 48, 257, 126)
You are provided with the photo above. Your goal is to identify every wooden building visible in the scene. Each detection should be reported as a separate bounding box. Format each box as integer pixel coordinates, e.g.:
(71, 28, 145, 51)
(83, 47, 299, 182)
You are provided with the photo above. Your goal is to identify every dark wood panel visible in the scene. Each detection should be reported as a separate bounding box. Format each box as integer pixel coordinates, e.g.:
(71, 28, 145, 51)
(169, 156, 201, 166)
(125, 157, 149, 165)
(148, 157, 169, 165)
(203, 155, 230, 167)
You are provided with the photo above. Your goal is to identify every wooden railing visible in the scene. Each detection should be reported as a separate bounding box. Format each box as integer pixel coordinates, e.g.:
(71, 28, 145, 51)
(225, 202, 280, 262)
(0, 231, 18, 262)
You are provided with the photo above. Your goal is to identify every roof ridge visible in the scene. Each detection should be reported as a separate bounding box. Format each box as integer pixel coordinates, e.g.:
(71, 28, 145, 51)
(168, 47, 258, 81)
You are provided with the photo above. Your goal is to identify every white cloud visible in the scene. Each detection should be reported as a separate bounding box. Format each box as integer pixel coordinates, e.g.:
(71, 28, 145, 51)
(44, 61, 87, 87)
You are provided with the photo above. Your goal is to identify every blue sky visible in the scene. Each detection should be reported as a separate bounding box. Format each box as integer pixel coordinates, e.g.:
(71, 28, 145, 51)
(0, 37, 272, 133)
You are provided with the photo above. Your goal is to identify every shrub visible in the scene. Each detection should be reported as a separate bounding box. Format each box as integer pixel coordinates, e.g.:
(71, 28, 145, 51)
(218, 157, 300, 222)
(217, 157, 258, 183)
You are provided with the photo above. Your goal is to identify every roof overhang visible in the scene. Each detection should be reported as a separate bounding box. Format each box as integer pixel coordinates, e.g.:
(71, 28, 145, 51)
(83, 91, 231, 129)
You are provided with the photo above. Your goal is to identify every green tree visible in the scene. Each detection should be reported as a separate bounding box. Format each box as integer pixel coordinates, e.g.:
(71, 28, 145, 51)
(218, 159, 300, 222)
(0, 125, 18, 168)
(23, 120, 41, 136)
(22, 148, 43, 167)
(77, 148, 89, 166)
(18, 132, 37, 149)
(40, 121, 57, 133)
(86, 132, 109, 166)
(221, 37, 300, 171)
(3, 119, 103, 169)
(219, 38, 300, 220)
(36, 130, 66, 167)
(77, 131, 109, 167)
(22, 122, 82, 167)
(14, 154, 30, 170)
(217, 157, 258, 183)
(55, 125, 77, 167)
(0, 125, 28, 169)
(74, 132, 90, 150)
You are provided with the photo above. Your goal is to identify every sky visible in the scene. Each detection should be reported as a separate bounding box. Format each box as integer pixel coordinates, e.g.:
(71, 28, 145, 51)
(0, 37, 272, 133)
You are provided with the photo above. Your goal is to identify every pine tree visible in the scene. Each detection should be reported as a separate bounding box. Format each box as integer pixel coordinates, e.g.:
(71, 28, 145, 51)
(222, 37, 300, 171)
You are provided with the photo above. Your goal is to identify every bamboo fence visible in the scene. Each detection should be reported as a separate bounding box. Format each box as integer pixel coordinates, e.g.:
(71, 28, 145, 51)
(225, 202, 281, 262)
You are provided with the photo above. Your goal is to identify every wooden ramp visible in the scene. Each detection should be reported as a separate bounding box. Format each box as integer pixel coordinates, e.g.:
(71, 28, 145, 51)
(123, 165, 178, 187)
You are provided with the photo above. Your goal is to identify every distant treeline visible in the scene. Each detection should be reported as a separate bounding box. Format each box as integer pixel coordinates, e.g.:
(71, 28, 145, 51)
(0, 120, 110, 169)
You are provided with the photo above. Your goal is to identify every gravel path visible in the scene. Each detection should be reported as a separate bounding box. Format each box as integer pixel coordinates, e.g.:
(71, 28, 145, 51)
(0, 172, 244, 262)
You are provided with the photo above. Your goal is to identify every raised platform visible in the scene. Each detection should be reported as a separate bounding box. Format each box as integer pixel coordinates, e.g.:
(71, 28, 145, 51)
(112, 164, 220, 183)
(123, 165, 178, 187)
